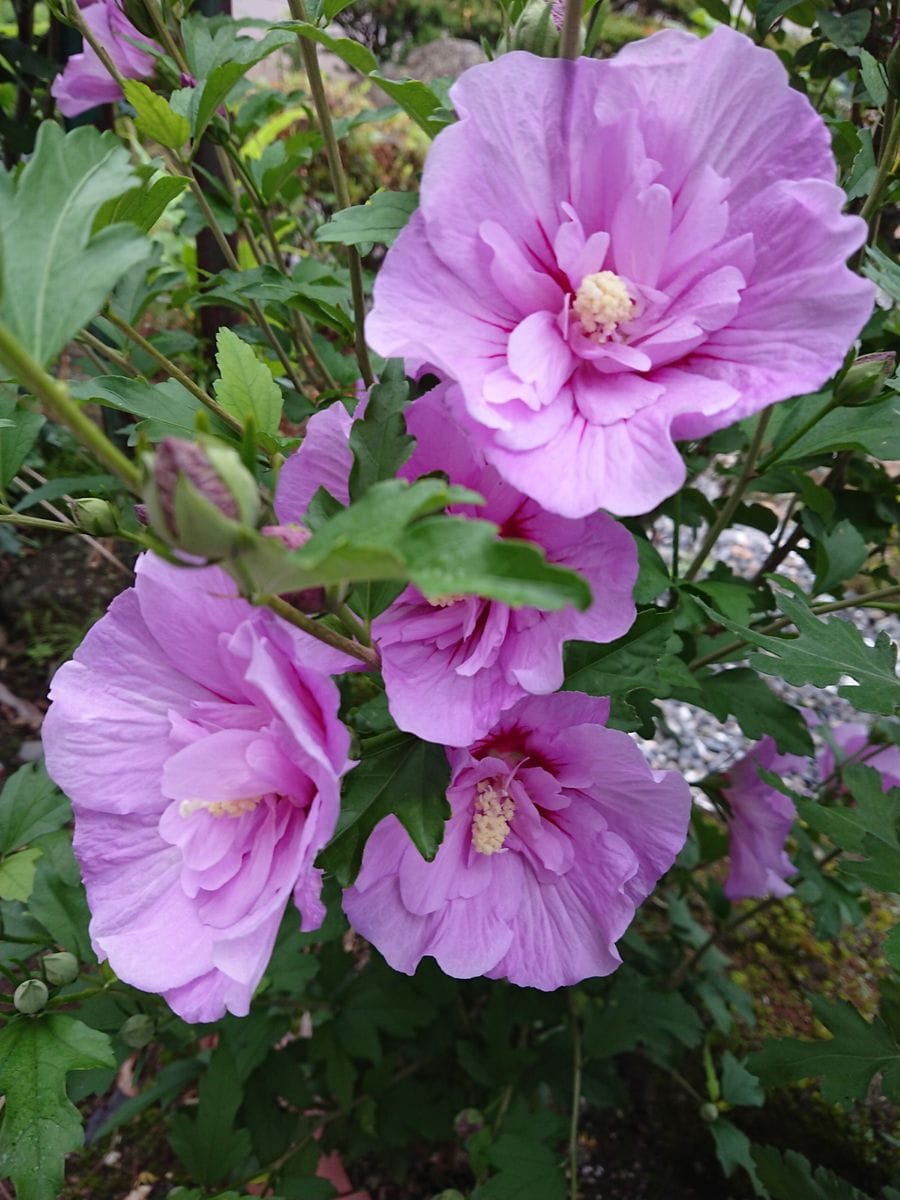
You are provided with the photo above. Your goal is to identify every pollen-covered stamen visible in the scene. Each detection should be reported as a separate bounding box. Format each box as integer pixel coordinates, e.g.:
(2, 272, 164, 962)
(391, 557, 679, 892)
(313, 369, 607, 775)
(179, 796, 261, 820)
(429, 595, 463, 608)
(471, 778, 515, 855)
(572, 270, 634, 342)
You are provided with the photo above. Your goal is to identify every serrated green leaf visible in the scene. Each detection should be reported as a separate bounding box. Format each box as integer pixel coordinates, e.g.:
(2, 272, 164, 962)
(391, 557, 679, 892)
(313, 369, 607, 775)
(475, 1132, 567, 1200)
(123, 80, 190, 149)
(563, 610, 692, 699)
(817, 8, 870, 49)
(749, 996, 900, 1106)
(859, 49, 888, 107)
(191, 29, 295, 140)
(633, 537, 670, 604)
(0, 394, 44, 490)
(710, 1121, 768, 1197)
(753, 1145, 872, 1200)
(348, 359, 412, 500)
(69, 374, 228, 442)
(720, 1052, 765, 1108)
(94, 174, 189, 233)
(0, 124, 147, 366)
(213, 327, 283, 436)
(865, 247, 900, 302)
(316, 191, 418, 248)
(583, 968, 703, 1066)
(316, 736, 450, 886)
(0, 846, 42, 902)
(168, 1047, 252, 1185)
(810, 518, 868, 595)
(780, 393, 900, 461)
(0, 762, 70, 855)
(687, 668, 814, 757)
(0, 1014, 115, 1200)
(696, 591, 900, 717)
(28, 830, 94, 961)
(797, 765, 900, 891)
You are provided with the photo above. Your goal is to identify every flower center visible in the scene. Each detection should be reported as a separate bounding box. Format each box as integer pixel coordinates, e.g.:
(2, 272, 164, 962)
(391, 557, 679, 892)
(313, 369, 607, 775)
(471, 779, 515, 855)
(179, 796, 261, 820)
(572, 270, 634, 341)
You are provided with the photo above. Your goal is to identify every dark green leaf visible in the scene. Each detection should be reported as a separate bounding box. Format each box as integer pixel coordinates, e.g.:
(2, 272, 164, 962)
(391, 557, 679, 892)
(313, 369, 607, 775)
(0, 1014, 114, 1200)
(865, 247, 900, 302)
(94, 174, 190, 234)
(687, 669, 814, 757)
(168, 1047, 252, 1185)
(0, 124, 147, 365)
(633, 537, 670, 604)
(754, 1145, 877, 1200)
(317, 736, 450, 886)
(28, 830, 94, 961)
(0, 393, 44, 490)
(755, 0, 809, 33)
(316, 191, 418, 248)
(348, 359, 412, 500)
(564, 610, 694, 699)
(780, 394, 900, 461)
(0, 763, 69, 856)
(817, 8, 870, 50)
(859, 50, 888, 107)
(710, 1121, 768, 1197)
(69, 375, 226, 442)
(583, 969, 703, 1066)
(720, 1052, 764, 1108)
(475, 1133, 567, 1200)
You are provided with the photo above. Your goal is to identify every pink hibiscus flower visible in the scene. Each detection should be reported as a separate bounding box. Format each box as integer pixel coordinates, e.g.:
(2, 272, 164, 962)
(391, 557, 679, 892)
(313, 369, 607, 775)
(817, 722, 900, 791)
(276, 384, 638, 745)
(52, 0, 158, 117)
(42, 553, 354, 1022)
(366, 29, 873, 518)
(342, 693, 692, 989)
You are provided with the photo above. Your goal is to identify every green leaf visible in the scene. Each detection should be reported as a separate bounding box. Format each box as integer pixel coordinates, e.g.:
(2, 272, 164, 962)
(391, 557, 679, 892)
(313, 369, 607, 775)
(865, 247, 900, 303)
(633, 537, 670, 604)
(28, 830, 94, 961)
(749, 996, 900, 1106)
(316, 191, 418, 248)
(191, 29, 295, 141)
(696, 590, 900, 717)
(0, 846, 42, 902)
(710, 1121, 768, 1197)
(0, 123, 147, 365)
(809, 518, 868, 595)
(755, 0, 808, 34)
(70, 374, 227, 442)
(94, 174, 190, 234)
(564, 610, 694, 700)
(316, 736, 450, 886)
(348, 360, 412, 500)
(753, 1145, 874, 1200)
(687, 668, 814, 757)
(122, 80, 190, 150)
(0, 1014, 115, 1200)
(720, 1052, 764, 1108)
(859, 50, 888, 108)
(475, 1132, 567, 1200)
(583, 968, 704, 1066)
(0, 394, 44, 490)
(817, 8, 871, 50)
(168, 1047, 252, 1185)
(0, 762, 70, 855)
(797, 765, 900, 891)
(779, 394, 900, 462)
(213, 327, 283, 436)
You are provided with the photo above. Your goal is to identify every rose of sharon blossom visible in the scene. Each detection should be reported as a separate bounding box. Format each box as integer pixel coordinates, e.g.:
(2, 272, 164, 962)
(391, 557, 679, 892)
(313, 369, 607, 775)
(817, 723, 900, 792)
(343, 693, 692, 988)
(52, 0, 157, 117)
(42, 553, 353, 1022)
(723, 737, 805, 901)
(276, 385, 637, 745)
(367, 29, 874, 518)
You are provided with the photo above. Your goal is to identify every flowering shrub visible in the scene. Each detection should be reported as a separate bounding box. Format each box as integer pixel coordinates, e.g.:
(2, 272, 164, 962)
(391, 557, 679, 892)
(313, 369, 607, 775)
(0, 2, 898, 1198)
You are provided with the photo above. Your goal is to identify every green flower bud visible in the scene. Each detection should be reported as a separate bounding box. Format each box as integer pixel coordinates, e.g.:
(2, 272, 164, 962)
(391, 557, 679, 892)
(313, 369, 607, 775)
(454, 1107, 485, 1139)
(143, 436, 260, 560)
(120, 1013, 155, 1048)
(499, 0, 580, 58)
(835, 352, 895, 407)
(72, 497, 118, 536)
(699, 1101, 719, 1123)
(42, 952, 79, 987)
(14, 978, 49, 1014)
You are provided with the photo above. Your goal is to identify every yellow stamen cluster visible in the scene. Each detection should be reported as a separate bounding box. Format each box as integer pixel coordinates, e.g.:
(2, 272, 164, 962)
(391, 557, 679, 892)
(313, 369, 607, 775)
(179, 796, 261, 820)
(471, 779, 515, 855)
(572, 270, 634, 341)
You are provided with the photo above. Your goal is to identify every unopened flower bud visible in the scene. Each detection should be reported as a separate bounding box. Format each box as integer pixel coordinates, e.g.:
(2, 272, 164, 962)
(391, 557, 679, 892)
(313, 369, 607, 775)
(454, 1107, 485, 1140)
(121, 1013, 155, 1048)
(72, 497, 118, 536)
(262, 524, 327, 612)
(14, 978, 49, 1014)
(42, 952, 79, 986)
(499, 0, 579, 57)
(143, 437, 260, 560)
(835, 352, 895, 407)
(699, 1102, 719, 1123)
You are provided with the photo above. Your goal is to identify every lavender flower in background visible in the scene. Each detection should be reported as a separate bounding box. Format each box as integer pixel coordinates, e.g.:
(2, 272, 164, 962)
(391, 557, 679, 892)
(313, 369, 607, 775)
(42, 554, 355, 1022)
(52, 0, 158, 117)
(342, 693, 692, 989)
(817, 723, 900, 792)
(366, 27, 873, 518)
(276, 383, 638, 745)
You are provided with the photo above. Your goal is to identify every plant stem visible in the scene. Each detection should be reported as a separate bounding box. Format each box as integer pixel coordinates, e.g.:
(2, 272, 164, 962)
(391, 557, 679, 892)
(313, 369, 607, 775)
(104, 310, 242, 433)
(684, 408, 772, 581)
(567, 991, 583, 1200)
(0, 511, 72, 532)
(860, 103, 900, 228)
(0, 320, 142, 492)
(689, 583, 900, 671)
(77, 329, 137, 375)
(256, 593, 380, 668)
(756, 393, 840, 473)
(288, 0, 374, 388)
(560, 0, 582, 58)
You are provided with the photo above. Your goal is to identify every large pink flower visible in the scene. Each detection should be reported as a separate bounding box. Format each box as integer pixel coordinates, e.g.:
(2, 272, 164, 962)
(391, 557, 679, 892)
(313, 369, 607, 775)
(343, 693, 691, 988)
(42, 553, 353, 1022)
(276, 384, 637, 745)
(52, 0, 157, 117)
(723, 737, 803, 901)
(366, 29, 873, 518)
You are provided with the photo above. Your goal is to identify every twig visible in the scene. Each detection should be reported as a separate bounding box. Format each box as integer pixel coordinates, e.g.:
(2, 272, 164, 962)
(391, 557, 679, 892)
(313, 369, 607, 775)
(255, 593, 380, 668)
(567, 991, 582, 1200)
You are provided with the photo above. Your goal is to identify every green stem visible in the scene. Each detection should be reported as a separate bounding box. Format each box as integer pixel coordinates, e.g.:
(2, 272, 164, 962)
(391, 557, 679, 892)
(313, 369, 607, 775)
(142, 0, 191, 76)
(104, 310, 243, 433)
(77, 329, 138, 375)
(288, 0, 374, 388)
(0, 320, 141, 492)
(330, 600, 372, 646)
(683, 407, 772, 581)
(256, 593, 380, 668)
(567, 991, 582, 1200)
(689, 583, 900, 671)
(756, 393, 840, 473)
(860, 104, 900, 228)
(560, 0, 582, 59)
(0, 511, 74, 532)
